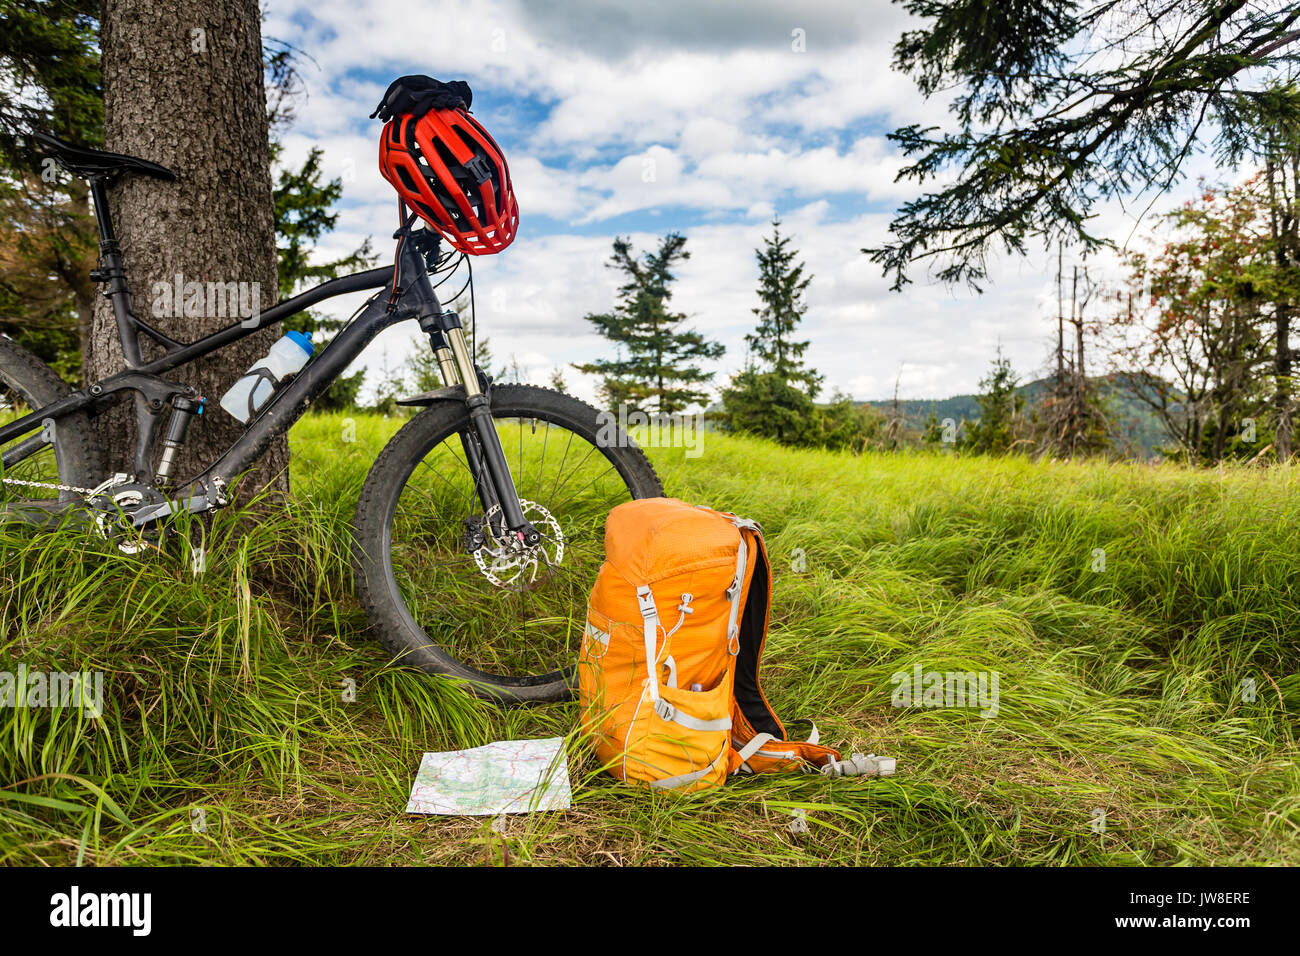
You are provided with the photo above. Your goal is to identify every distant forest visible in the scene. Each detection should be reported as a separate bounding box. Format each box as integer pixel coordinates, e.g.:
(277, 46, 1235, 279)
(865, 374, 1170, 460)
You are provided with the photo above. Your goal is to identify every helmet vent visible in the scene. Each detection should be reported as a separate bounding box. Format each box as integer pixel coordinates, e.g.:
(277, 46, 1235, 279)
(393, 163, 418, 192)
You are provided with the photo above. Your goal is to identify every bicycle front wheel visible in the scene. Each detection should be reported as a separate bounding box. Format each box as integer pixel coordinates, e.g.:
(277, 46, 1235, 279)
(352, 385, 663, 703)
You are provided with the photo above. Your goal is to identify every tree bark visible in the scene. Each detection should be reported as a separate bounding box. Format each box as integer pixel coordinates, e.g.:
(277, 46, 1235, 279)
(88, 0, 285, 494)
(1266, 155, 1295, 461)
(1056, 243, 1064, 386)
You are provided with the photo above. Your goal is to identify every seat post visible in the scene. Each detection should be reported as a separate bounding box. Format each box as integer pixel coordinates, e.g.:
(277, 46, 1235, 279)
(89, 175, 118, 246)
(88, 174, 144, 367)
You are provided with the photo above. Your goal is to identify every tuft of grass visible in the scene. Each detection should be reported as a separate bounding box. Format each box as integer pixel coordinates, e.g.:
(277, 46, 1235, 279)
(1, 414, 1297, 864)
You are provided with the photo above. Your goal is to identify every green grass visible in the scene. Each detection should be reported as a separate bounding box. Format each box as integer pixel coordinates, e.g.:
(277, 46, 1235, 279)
(1, 411, 1297, 865)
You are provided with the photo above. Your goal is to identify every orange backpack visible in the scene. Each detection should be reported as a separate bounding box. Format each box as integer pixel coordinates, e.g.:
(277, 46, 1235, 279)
(579, 497, 851, 791)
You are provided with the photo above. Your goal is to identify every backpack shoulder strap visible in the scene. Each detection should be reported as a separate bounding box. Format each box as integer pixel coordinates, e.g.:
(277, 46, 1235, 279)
(724, 520, 843, 772)
(729, 524, 782, 739)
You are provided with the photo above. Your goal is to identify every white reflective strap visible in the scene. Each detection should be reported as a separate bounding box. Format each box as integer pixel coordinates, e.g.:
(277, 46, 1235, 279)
(653, 698, 731, 732)
(725, 535, 748, 655)
(637, 584, 661, 702)
(734, 733, 776, 764)
(732, 733, 803, 773)
(786, 719, 821, 746)
(650, 742, 729, 790)
(582, 614, 610, 657)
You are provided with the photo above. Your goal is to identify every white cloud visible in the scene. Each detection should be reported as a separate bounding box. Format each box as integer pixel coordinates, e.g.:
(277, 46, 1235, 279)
(264, 0, 1226, 407)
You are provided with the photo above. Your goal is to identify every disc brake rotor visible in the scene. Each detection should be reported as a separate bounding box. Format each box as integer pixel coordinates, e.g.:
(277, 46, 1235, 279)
(472, 498, 565, 591)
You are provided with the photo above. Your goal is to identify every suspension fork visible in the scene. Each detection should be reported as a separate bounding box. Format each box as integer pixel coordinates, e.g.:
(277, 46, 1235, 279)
(429, 326, 499, 519)
(420, 310, 541, 548)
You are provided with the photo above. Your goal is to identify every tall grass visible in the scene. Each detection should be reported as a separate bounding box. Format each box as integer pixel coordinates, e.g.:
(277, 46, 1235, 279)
(0, 413, 1296, 865)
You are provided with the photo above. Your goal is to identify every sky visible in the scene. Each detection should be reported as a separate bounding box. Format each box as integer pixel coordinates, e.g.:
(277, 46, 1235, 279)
(262, 0, 1219, 407)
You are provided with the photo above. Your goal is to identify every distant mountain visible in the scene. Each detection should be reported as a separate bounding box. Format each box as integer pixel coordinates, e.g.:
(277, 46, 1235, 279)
(865, 373, 1172, 458)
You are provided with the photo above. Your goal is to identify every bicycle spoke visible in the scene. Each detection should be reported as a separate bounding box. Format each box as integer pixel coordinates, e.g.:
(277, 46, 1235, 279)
(384, 409, 640, 680)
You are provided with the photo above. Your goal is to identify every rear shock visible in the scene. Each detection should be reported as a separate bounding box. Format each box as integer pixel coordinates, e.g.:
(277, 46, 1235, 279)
(154, 396, 202, 485)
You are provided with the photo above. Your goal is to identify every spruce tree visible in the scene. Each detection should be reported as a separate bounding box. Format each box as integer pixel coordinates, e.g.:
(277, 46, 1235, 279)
(963, 347, 1025, 455)
(747, 218, 822, 397)
(868, 1, 1300, 291)
(575, 233, 724, 415)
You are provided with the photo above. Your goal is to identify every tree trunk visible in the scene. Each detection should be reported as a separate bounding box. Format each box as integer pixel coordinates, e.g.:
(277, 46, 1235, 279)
(1267, 155, 1295, 462)
(88, 0, 285, 494)
(1056, 243, 1065, 387)
(1276, 302, 1292, 460)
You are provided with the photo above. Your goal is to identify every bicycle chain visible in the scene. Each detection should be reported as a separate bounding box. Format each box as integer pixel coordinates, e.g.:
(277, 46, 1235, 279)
(0, 476, 97, 495)
(2, 473, 227, 509)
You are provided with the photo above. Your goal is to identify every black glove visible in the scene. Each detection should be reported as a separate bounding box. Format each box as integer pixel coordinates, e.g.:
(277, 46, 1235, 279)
(370, 75, 473, 122)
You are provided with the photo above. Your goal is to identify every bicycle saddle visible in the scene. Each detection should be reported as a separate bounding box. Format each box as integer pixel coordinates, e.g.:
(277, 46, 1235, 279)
(29, 130, 176, 182)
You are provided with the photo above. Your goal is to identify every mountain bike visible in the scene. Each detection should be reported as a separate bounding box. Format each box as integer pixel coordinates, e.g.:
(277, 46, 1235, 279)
(0, 132, 662, 703)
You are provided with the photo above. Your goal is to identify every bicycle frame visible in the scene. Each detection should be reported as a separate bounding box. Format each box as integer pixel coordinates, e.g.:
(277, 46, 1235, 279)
(0, 173, 539, 544)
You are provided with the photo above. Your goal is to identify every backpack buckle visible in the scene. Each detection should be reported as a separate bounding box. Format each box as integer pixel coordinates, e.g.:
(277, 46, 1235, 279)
(636, 585, 657, 620)
(464, 154, 494, 184)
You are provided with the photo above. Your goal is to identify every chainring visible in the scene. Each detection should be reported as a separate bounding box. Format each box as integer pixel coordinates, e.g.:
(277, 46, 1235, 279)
(89, 475, 168, 555)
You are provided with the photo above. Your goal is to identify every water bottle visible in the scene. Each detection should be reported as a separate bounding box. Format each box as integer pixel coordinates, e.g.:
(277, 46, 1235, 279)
(219, 331, 314, 423)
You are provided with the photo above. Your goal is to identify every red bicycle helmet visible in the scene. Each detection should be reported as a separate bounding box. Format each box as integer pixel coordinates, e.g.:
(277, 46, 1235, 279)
(379, 109, 519, 255)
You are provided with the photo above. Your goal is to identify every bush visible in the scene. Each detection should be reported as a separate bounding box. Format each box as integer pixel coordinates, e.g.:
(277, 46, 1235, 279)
(817, 393, 882, 452)
(719, 371, 881, 451)
(313, 368, 366, 413)
(718, 370, 819, 445)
